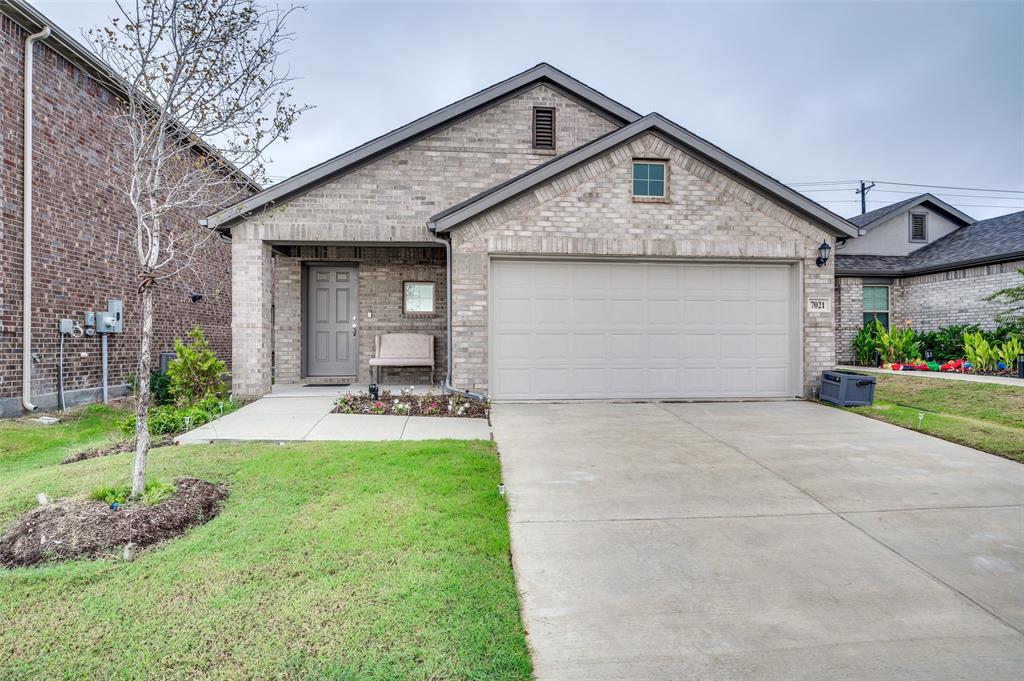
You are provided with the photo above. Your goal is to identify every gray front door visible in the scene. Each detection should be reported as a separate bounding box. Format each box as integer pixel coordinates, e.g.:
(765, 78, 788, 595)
(306, 265, 358, 376)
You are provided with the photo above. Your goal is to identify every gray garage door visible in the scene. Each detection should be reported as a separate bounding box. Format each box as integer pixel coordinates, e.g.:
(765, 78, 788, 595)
(490, 260, 799, 400)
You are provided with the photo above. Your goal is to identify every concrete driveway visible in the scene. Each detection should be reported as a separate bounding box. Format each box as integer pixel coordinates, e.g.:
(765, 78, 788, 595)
(492, 401, 1024, 680)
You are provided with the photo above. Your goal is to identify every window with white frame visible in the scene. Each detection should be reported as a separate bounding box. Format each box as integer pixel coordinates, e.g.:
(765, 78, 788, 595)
(632, 160, 667, 198)
(863, 285, 889, 328)
(403, 282, 435, 314)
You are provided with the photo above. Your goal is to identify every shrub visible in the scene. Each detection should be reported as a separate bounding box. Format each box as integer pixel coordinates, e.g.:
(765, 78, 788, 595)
(963, 331, 999, 371)
(996, 336, 1023, 369)
(89, 480, 175, 506)
(875, 321, 921, 364)
(125, 371, 174, 405)
(852, 320, 884, 366)
(916, 324, 980, 361)
(167, 327, 227, 406)
(118, 397, 241, 438)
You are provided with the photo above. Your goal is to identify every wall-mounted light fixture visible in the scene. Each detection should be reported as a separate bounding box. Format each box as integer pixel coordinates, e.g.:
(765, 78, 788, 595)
(815, 241, 832, 268)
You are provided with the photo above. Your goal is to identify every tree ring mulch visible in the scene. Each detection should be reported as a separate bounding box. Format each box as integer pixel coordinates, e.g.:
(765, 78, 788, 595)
(61, 435, 174, 465)
(0, 478, 228, 568)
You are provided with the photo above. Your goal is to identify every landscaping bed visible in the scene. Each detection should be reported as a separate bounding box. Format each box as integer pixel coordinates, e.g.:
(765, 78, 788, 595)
(0, 478, 228, 568)
(335, 390, 489, 418)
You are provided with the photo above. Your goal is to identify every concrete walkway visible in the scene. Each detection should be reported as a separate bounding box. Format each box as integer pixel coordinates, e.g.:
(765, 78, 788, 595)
(175, 387, 490, 443)
(836, 364, 1024, 385)
(493, 401, 1024, 680)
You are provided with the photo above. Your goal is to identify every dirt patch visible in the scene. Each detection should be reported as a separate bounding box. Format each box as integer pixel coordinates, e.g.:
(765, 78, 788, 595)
(0, 478, 229, 568)
(334, 391, 489, 418)
(61, 436, 174, 465)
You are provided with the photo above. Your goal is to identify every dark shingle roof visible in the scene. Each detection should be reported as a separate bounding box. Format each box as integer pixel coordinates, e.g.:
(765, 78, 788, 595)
(846, 193, 974, 232)
(837, 210, 1024, 276)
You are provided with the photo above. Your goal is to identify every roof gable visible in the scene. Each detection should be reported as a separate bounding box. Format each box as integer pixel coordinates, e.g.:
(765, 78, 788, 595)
(206, 63, 640, 230)
(848, 193, 974, 232)
(428, 113, 858, 238)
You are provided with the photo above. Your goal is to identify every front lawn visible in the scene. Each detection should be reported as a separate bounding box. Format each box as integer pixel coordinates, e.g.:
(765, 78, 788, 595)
(0, 436, 531, 679)
(0, 404, 126, 474)
(844, 374, 1024, 463)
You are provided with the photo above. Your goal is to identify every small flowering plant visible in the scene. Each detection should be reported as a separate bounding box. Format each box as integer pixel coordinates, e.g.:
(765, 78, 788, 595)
(391, 400, 411, 416)
(332, 388, 489, 418)
(335, 393, 358, 414)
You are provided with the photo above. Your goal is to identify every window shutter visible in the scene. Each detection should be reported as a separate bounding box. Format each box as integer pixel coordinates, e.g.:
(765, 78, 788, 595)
(533, 107, 555, 150)
(911, 213, 927, 241)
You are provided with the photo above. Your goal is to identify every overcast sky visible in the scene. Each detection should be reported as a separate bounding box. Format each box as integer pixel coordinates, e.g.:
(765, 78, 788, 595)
(37, 0, 1024, 219)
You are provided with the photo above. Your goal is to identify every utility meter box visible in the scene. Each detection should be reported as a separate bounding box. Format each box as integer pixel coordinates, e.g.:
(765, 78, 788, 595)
(95, 300, 124, 334)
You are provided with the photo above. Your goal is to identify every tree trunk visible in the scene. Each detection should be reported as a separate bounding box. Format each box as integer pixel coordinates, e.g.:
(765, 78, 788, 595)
(131, 281, 155, 497)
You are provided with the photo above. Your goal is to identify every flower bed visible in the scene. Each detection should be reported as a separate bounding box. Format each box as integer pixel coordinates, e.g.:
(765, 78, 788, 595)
(334, 389, 489, 418)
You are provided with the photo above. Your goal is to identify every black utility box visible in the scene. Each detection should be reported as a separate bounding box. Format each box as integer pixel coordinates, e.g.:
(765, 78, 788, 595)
(819, 370, 876, 407)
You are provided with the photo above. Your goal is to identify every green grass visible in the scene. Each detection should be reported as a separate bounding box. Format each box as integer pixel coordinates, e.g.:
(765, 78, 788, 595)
(0, 439, 531, 680)
(0, 404, 126, 474)
(845, 374, 1024, 463)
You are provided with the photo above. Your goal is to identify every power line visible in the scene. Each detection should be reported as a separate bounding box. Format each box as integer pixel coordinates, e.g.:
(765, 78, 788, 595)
(797, 187, 1024, 201)
(814, 198, 1023, 209)
(788, 179, 1024, 194)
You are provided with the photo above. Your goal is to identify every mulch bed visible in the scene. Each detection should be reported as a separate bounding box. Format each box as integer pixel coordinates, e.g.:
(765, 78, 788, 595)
(334, 391, 489, 418)
(61, 436, 174, 465)
(0, 478, 229, 568)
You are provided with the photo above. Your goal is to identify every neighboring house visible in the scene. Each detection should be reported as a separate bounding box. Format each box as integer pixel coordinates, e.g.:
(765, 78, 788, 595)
(835, 195, 1024, 362)
(209, 63, 857, 401)
(0, 0, 253, 416)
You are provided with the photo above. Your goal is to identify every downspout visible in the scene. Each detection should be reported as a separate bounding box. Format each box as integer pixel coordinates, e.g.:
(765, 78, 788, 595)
(21, 25, 51, 412)
(426, 223, 488, 401)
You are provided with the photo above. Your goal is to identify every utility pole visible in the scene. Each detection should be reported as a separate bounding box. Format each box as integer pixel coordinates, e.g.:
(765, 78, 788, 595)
(856, 180, 875, 214)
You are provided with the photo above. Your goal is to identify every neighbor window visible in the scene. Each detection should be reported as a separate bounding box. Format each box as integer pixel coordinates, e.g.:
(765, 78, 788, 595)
(863, 285, 889, 328)
(632, 161, 666, 197)
(404, 282, 435, 314)
(910, 213, 928, 242)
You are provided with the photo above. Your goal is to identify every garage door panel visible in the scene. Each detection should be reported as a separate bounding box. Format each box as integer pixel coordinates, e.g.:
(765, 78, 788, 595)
(491, 260, 796, 400)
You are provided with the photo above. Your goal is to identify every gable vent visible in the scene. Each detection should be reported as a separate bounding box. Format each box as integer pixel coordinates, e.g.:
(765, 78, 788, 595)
(532, 107, 556, 150)
(910, 213, 927, 241)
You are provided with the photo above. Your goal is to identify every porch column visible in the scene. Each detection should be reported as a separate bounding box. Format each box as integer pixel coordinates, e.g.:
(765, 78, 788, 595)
(231, 223, 273, 398)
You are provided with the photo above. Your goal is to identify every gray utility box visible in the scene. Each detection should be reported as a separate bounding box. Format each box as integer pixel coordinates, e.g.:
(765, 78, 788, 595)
(819, 370, 876, 407)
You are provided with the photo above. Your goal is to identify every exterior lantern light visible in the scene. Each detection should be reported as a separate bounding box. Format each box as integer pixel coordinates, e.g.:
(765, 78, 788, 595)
(816, 240, 832, 268)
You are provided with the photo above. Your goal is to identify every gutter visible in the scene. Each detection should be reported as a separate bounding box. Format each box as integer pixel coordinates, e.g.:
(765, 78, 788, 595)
(836, 251, 1024, 279)
(21, 23, 50, 411)
(425, 223, 488, 402)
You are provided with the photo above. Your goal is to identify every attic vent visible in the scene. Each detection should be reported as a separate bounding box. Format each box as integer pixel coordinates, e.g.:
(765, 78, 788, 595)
(910, 213, 927, 242)
(532, 107, 555, 150)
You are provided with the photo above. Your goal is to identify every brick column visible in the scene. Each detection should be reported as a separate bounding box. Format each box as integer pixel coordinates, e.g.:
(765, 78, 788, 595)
(273, 256, 302, 384)
(231, 225, 272, 398)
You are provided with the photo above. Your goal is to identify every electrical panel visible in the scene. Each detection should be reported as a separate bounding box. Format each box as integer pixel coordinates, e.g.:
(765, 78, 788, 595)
(95, 299, 124, 334)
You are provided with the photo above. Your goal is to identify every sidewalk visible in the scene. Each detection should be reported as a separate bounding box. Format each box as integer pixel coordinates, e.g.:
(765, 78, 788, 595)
(836, 365, 1024, 386)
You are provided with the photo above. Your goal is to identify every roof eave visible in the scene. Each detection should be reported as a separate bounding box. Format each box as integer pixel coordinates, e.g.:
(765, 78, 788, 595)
(837, 250, 1024, 278)
(431, 114, 858, 239)
(206, 63, 642, 231)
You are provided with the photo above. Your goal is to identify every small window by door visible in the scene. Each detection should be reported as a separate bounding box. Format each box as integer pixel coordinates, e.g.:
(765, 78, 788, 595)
(404, 282, 435, 314)
(863, 285, 889, 328)
(910, 213, 928, 242)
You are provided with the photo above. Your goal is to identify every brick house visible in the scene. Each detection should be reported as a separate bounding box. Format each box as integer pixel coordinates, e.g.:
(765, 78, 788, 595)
(209, 63, 859, 401)
(834, 194, 1024, 363)
(0, 0, 252, 416)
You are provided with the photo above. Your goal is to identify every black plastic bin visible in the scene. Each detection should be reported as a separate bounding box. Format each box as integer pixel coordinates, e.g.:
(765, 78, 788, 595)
(819, 370, 876, 407)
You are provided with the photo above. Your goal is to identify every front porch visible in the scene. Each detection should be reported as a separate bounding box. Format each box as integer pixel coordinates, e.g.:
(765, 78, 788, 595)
(231, 235, 448, 399)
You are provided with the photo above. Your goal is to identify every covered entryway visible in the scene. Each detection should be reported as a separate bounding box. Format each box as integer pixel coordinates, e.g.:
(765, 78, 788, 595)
(305, 264, 358, 376)
(489, 259, 800, 400)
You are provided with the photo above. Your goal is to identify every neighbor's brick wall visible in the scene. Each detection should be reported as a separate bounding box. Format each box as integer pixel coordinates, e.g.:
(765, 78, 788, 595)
(231, 85, 622, 397)
(450, 132, 837, 397)
(835, 277, 863, 364)
(272, 247, 447, 385)
(0, 15, 240, 410)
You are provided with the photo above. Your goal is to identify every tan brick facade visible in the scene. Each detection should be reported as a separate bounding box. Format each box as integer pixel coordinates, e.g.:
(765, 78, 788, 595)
(231, 85, 620, 396)
(834, 259, 1024, 362)
(448, 133, 836, 397)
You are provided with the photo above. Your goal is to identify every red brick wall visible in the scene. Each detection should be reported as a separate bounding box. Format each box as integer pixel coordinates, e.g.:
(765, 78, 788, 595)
(0, 15, 244, 409)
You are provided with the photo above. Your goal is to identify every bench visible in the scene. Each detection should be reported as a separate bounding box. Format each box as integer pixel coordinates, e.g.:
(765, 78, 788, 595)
(368, 334, 435, 384)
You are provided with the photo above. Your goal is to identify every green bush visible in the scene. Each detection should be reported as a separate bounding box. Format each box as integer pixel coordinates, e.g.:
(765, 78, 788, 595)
(89, 480, 175, 506)
(964, 331, 998, 371)
(167, 327, 227, 406)
(996, 336, 1023, 369)
(875, 322, 921, 364)
(125, 371, 174, 406)
(852, 320, 884, 366)
(117, 397, 241, 438)
(916, 324, 980, 361)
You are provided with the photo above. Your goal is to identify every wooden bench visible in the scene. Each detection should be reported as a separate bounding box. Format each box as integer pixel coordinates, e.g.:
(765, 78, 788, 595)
(368, 334, 435, 384)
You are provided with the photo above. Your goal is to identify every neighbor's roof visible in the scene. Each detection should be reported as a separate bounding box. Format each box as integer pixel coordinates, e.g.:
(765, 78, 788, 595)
(836, 210, 1024, 276)
(847, 193, 974, 231)
(0, 0, 260, 193)
(205, 63, 642, 231)
(428, 113, 859, 239)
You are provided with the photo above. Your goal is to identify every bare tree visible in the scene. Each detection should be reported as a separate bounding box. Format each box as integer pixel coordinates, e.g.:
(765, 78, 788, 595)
(90, 0, 307, 495)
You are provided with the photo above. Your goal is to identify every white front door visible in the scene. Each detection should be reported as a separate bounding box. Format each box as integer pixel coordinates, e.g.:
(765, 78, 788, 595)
(489, 259, 799, 400)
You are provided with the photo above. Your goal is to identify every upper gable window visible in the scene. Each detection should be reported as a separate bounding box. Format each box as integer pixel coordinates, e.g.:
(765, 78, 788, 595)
(532, 107, 555, 150)
(632, 161, 667, 198)
(910, 213, 928, 242)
